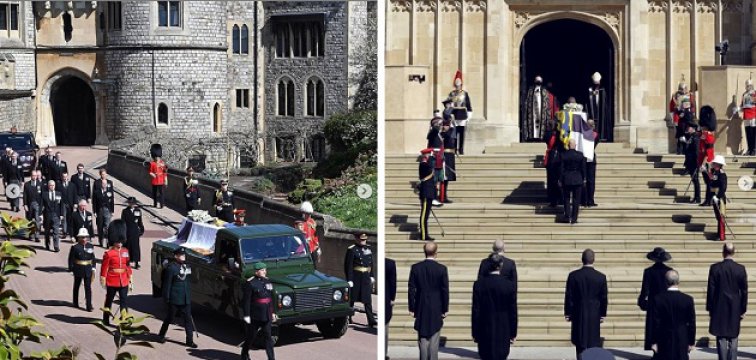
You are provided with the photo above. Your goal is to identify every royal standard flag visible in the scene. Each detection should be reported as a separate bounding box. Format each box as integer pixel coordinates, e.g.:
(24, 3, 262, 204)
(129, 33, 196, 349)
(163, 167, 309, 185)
(557, 110, 596, 161)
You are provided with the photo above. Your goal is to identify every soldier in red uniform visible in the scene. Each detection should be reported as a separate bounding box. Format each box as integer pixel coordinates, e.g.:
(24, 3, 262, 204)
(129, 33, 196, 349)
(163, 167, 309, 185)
(299, 202, 321, 264)
(100, 219, 132, 325)
(738, 79, 756, 155)
(669, 81, 696, 155)
(698, 106, 717, 206)
(149, 156, 168, 208)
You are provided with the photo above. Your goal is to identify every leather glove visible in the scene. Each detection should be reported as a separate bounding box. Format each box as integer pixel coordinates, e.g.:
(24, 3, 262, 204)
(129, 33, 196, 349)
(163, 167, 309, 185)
(348, 281, 354, 288)
(243, 316, 251, 324)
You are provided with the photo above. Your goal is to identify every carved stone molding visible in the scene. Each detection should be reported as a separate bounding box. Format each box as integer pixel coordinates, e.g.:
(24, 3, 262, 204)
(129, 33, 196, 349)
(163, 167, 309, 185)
(514, 10, 621, 37)
(390, 0, 412, 12)
(697, 0, 718, 13)
(416, 0, 436, 12)
(721, 0, 743, 12)
(440, 0, 461, 12)
(603, 12, 621, 33)
(671, 0, 694, 13)
(514, 11, 544, 29)
(647, 0, 669, 13)
(466, 0, 487, 13)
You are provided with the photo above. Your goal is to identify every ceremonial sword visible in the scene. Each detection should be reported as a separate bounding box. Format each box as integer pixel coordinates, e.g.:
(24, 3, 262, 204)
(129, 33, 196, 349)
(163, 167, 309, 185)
(712, 200, 736, 240)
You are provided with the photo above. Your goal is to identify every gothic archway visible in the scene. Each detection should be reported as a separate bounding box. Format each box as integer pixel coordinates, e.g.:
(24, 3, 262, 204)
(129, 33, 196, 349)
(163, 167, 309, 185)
(50, 76, 96, 145)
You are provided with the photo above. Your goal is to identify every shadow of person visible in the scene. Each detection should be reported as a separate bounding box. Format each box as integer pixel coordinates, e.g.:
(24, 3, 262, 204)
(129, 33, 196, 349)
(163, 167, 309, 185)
(34, 266, 69, 273)
(187, 348, 240, 360)
(46, 313, 98, 325)
(31, 299, 71, 307)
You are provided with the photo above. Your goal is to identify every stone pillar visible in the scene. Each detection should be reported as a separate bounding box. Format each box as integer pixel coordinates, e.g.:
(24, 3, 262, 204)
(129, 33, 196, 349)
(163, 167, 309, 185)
(94, 93, 109, 145)
(752, 0, 756, 64)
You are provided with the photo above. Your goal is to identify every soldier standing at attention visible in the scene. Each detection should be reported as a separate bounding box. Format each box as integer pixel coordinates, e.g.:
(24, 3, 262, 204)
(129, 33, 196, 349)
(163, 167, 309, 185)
(241, 262, 276, 360)
(92, 169, 115, 247)
(214, 179, 235, 222)
(299, 201, 321, 264)
(149, 155, 168, 209)
(158, 247, 197, 349)
(183, 167, 201, 213)
(68, 228, 96, 311)
(344, 233, 376, 327)
(100, 220, 132, 326)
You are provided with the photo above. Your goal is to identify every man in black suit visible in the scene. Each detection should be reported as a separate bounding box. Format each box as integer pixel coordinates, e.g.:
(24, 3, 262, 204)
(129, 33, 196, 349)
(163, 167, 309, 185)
(92, 169, 115, 247)
(476, 240, 517, 289)
(23, 170, 43, 242)
(121, 197, 145, 269)
(71, 163, 92, 203)
(71, 199, 95, 241)
(49, 151, 68, 183)
(385, 257, 397, 360)
(652, 270, 696, 360)
(57, 172, 77, 240)
(472, 254, 518, 360)
(564, 249, 608, 360)
(638, 247, 674, 359)
(38, 147, 54, 182)
(707, 242, 748, 360)
(560, 139, 586, 224)
(41, 180, 64, 252)
(4, 152, 24, 212)
(408, 242, 449, 360)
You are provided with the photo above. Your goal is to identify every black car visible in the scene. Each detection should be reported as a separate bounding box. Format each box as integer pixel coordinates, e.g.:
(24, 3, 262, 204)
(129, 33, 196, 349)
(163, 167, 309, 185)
(0, 132, 39, 175)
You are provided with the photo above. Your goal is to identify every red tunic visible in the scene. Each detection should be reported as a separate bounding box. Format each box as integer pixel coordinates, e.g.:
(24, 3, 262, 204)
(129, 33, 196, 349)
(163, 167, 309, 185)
(742, 91, 756, 121)
(303, 217, 320, 253)
(100, 247, 132, 287)
(149, 160, 168, 186)
(698, 130, 715, 166)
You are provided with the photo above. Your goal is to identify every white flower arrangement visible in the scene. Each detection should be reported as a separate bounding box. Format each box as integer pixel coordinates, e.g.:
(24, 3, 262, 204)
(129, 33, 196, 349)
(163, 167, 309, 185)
(187, 210, 214, 223)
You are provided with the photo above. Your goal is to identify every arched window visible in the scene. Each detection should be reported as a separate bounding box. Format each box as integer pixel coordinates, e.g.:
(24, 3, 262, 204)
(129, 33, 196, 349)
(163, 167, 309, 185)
(213, 103, 221, 133)
(306, 77, 325, 117)
(241, 24, 249, 54)
(232, 24, 240, 54)
(277, 78, 295, 116)
(157, 103, 169, 126)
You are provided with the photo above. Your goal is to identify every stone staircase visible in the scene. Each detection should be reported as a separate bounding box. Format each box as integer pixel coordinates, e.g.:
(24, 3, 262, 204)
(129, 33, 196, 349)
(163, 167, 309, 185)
(385, 143, 756, 348)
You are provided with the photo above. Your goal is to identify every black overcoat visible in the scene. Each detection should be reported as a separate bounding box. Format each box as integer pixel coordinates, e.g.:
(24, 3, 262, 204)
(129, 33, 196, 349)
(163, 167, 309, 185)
(385, 258, 397, 324)
(637, 262, 673, 350)
(652, 290, 696, 360)
(408, 259, 449, 338)
(472, 276, 517, 360)
(707, 259, 748, 338)
(564, 266, 608, 349)
(121, 207, 145, 262)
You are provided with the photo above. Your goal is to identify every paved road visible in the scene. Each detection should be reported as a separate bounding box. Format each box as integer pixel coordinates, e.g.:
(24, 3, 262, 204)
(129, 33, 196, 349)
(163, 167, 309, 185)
(9, 147, 376, 360)
(389, 346, 756, 359)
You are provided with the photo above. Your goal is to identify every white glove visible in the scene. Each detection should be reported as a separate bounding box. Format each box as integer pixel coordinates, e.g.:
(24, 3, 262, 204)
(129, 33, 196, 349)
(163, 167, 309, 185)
(712, 196, 719, 203)
(370, 277, 375, 284)
(467, 112, 473, 120)
(316, 248, 322, 256)
(243, 316, 251, 324)
(679, 136, 686, 142)
(348, 281, 354, 288)
(700, 165, 707, 173)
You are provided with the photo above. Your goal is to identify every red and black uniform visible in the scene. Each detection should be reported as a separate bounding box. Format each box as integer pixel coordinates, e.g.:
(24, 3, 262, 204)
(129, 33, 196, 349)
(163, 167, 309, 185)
(709, 168, 728, 241)
(669, 92, 696, 154)
(741, 89, 756, 155)
(440, 121, 457, 203)
(100, 247, 132, 325)
(344, 243, 376, 326)
(544, 129, 563, 207)
(241, 276, 275, 360)
(699, 130, 716, 205)
(418, 151, 435, 241)
(303, 216, 320, 264)
(149, 159, 168, 208)
(427, 123, 445, 200)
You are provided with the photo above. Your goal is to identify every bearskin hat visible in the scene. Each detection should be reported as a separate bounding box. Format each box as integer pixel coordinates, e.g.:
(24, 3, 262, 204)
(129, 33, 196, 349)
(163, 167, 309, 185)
(699, 105, 717, 132)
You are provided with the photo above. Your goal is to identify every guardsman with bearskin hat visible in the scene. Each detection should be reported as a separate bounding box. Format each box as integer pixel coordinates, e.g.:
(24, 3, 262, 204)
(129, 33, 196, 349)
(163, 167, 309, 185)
(448, 70, 473, 155)
(418, 148, 436, 241)
(709, 155, 728, 241)
(699, 106, 717, 206)
(669, 80, 696, 155)
(738, 78, 756, 155)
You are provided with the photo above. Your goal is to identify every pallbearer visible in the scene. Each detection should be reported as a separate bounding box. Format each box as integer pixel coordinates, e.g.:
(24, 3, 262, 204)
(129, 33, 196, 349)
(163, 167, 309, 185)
(344, 233, 376, 327)
(417, 149, 436, 241)
(158, 247, 197, 349)
(241, 262, 276, 360)
(669, 80, 696, 155)
(427, 116, 445, 205)
(214, 179, 235, 222)
(698, 106, 717, 206)
(709, 155, 728, 241)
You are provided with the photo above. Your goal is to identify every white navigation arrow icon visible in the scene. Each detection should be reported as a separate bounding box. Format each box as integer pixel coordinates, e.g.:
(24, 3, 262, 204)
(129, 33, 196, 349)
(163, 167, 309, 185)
(5, 183, 21, 199)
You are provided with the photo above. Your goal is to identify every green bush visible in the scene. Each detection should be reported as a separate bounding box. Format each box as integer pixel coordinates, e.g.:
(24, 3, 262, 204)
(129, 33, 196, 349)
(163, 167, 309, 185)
(323, 111, 377, 152)
(313, 172, 377, 230)
(263, 164, 309, 193)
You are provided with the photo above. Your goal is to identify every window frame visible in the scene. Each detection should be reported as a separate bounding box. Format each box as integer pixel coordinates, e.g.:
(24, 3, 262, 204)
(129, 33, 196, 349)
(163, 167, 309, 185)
(235, 89, 249, 109)
(276, 77, 295, 117)
(155, 0, 183, 31)
(212, 102, 222, 133)
(156, 102, 170, 128)
(232, 24, 240, 54)
(107, 1, 122, 31)
(0, 2, 20, 38)
(273, 19, 325, 59)
(241, 24, 249, 55)
(305, 76, 325, 118)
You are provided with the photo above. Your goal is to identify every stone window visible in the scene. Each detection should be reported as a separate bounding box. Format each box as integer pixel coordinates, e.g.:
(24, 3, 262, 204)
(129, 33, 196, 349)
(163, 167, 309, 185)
(277, 77, 295, 117)
(232, 24, 249, 55)
(307, 135, 326, 162)
(274, 19, 324, 58)
(213, 102, 222, 133)
(157, 102, 169, 126)
(239, 147, 255, 168)
(275, 136, 296, 162)
(0, 2, 19, 38)
(106, 1, 122, 30)
(232, 24, 240, 54)
(241, 24, 249, 55)
(305, 77, 325, 117)
(157, 1, 180, 28)
(235, 89, 249, 109)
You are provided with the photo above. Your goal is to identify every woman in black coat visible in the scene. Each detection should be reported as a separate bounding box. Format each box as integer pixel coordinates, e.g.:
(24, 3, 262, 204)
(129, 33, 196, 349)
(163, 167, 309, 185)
(638, 247, 673, 357)
(120, 197, 145, 269)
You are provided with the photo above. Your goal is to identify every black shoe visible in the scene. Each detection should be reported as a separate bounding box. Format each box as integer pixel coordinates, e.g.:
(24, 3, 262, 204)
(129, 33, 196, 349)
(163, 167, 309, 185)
(691, 198, 701, 204)
(424, 237, 435, 241)
(158, 337, 166, 344)
(186, 342, 198, 349)
(134, 263, 141, 270)
(443, 199, 454, 204)
(565, 217, 572, 224)
(570, 219, 578, 224)
(54, 249, 60, 253)
(700, 202, 711, 206)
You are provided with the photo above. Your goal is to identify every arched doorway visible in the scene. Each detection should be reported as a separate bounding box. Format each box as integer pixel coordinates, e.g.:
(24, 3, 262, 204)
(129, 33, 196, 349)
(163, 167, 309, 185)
(50, 76, 96, 146)
(519, 18, 615, 142)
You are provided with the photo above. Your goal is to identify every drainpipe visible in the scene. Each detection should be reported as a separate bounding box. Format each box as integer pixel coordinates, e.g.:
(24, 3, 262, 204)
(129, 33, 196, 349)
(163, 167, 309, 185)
(151, 49, 156, 126)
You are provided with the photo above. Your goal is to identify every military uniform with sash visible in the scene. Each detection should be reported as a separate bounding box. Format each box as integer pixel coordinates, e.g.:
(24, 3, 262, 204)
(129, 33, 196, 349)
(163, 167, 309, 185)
(68, 232, 96, 311)
(214, 188, 235, 223)
(441, 118, 457, 204)
(709, 162, 728, 241)
(418, 149, 436, 241)
(158, 247, 196, 348)
(241, 262, 275, 360)
(344, 237, 376, 327)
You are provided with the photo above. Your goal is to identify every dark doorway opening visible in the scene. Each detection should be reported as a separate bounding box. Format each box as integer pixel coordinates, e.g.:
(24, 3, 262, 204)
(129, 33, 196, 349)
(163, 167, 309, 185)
(51, 76, 96, 146)
(519, 19, 615, 142)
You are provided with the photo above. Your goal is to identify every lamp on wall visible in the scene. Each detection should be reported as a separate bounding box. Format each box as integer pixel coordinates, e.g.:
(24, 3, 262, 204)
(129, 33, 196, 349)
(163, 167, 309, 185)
(408, 74, 426, 83)
(716, 39, 729, 65)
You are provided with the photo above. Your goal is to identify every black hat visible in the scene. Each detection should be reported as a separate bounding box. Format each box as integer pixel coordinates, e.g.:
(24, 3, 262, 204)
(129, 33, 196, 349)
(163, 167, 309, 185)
(699, 105, 717, 131)
(126, 196, 137, 204)
(646, 247, 671, 262)
(174, 247, 186, 255)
